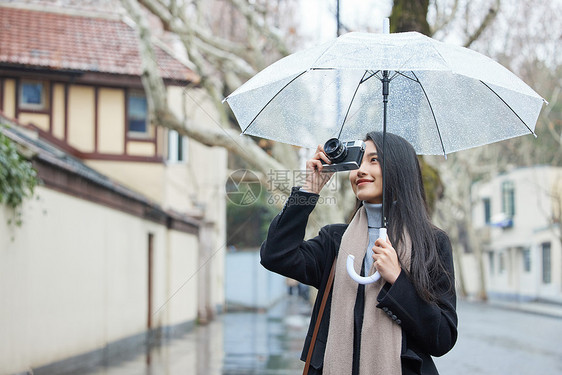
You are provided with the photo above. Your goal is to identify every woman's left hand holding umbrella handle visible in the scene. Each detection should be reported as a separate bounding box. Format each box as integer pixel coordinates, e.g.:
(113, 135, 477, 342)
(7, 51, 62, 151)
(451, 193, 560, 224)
(371, 232, 401, 284)
(346, 228, 387, 284)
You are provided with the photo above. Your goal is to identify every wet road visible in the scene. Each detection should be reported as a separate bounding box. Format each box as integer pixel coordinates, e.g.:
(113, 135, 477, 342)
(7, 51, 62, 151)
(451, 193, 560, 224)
(434, 300, 562, 374)
(80, 297, 562, 375)
(81, 296, 310, 375)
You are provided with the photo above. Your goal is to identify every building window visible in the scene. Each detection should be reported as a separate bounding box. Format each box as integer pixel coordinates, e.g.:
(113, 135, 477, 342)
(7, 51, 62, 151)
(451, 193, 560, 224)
(128, 92, 148, 135)
(522, 247, 531, 272)
(501, 181, 515, 217)
(483, 198, 491, 224)
(488, 252, 495, 276)
(499, 251, 506, 273)
(19, 80, 49, 110)
(542, 242, 551, 284)
(167, 129, 188, 163)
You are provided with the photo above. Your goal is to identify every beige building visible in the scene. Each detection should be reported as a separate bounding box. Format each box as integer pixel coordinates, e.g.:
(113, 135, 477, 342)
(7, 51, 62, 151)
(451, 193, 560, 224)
(0, 4, 226, 374)
(470, 166, 562, 303)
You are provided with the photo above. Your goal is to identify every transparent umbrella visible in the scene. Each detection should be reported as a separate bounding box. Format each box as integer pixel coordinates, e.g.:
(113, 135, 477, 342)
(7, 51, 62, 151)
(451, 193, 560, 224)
(224, 26, 546, 284)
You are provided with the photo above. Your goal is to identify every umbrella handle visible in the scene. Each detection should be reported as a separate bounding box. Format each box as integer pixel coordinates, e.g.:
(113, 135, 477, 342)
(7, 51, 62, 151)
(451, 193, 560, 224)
(346, 228, 386, 284)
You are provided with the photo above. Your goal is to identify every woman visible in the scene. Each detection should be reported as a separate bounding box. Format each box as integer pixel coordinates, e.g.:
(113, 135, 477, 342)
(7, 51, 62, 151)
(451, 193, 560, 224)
(260, 132, 457, 375)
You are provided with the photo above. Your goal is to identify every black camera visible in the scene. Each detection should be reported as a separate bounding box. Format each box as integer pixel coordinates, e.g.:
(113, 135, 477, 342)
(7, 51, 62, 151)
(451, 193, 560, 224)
(321, 138, 365, 172)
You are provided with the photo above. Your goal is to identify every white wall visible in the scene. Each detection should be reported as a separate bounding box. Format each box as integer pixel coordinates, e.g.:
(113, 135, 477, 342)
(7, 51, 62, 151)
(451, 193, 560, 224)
(166, 85, 228, 313)
(165, 230, 199, 326)
(0, 186, 199, 374)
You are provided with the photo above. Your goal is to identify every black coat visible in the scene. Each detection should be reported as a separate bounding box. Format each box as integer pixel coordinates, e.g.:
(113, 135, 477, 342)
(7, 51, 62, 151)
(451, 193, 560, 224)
(260, 188, 458, 375)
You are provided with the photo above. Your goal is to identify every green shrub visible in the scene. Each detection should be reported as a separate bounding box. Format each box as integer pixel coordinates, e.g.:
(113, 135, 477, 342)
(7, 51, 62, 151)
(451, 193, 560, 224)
(0, 129, 38, 226)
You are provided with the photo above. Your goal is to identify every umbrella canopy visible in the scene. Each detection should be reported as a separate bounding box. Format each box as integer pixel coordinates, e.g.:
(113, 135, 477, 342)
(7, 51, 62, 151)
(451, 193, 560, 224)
(224, 30, 546, 285)
(224, 31, 546, 156)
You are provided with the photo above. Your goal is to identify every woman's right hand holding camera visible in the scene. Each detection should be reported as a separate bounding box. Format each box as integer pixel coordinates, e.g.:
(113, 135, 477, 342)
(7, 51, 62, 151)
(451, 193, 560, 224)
(302, 145, 334, 195)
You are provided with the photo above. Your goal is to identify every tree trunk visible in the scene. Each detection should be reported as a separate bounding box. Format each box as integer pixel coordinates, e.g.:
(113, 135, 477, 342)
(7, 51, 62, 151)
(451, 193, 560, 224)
(390, 0, 430, 34)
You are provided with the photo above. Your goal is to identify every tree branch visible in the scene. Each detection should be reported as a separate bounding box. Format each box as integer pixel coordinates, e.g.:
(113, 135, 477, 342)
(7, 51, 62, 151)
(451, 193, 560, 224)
(430, 0, 459, 36)
(120, 0, 287, 180)
(137, 0, 255, 80)
(228, 0, 291, 56)
(463, 0, 501, 48)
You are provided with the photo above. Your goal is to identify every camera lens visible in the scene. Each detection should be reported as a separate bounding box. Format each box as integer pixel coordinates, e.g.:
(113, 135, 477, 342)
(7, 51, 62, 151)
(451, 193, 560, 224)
(324, 138, 347, 163)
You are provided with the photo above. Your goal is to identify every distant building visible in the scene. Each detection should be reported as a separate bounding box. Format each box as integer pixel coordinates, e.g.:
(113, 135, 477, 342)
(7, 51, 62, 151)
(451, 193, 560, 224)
(0, 4, 226, 374)
(471, 166, 562, 303)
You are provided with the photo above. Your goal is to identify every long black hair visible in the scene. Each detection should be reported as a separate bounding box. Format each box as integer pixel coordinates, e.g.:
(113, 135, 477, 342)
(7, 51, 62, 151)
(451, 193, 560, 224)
(364, 131, 451, 303)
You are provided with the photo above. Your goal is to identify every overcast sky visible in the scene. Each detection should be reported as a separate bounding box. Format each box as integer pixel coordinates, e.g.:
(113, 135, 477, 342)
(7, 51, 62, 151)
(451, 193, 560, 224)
(297, 0, 393, 47)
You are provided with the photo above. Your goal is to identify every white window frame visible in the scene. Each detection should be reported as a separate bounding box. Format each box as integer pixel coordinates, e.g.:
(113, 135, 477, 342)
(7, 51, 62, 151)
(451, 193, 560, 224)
(498, 251, 506, 274)
(488, 251, 495, 276)
(19, 80, 48, 111)
(167, 129, 188, 163)
(522, 247, 531, 273)
(501, 180, 515, 218)
(483, 197, 491, 224)
(542, 242, 551, 284)
(127, 91, 149, 137)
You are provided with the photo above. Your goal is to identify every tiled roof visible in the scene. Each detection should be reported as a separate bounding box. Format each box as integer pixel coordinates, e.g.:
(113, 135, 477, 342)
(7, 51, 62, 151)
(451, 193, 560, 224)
(0, 6, 198, 83)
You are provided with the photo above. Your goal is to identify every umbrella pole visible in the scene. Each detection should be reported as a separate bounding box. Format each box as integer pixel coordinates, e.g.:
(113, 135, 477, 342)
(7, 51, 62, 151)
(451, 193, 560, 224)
(346, 73, 389, 285)
(381, 70, 389, 229)
(346, 19, 391, 285)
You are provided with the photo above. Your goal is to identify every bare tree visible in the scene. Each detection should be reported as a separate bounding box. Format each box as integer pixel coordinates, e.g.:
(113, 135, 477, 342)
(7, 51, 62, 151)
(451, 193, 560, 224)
(119, 0, 352, 238)
(428, 0, 501, 47)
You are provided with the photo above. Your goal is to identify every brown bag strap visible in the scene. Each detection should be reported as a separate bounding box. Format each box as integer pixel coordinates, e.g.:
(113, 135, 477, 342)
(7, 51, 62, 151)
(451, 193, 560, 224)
(303, 258, 337, 375)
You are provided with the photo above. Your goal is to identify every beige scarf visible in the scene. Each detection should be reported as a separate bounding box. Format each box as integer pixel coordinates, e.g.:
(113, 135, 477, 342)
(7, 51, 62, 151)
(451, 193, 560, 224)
(324, 206, 412, 375)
